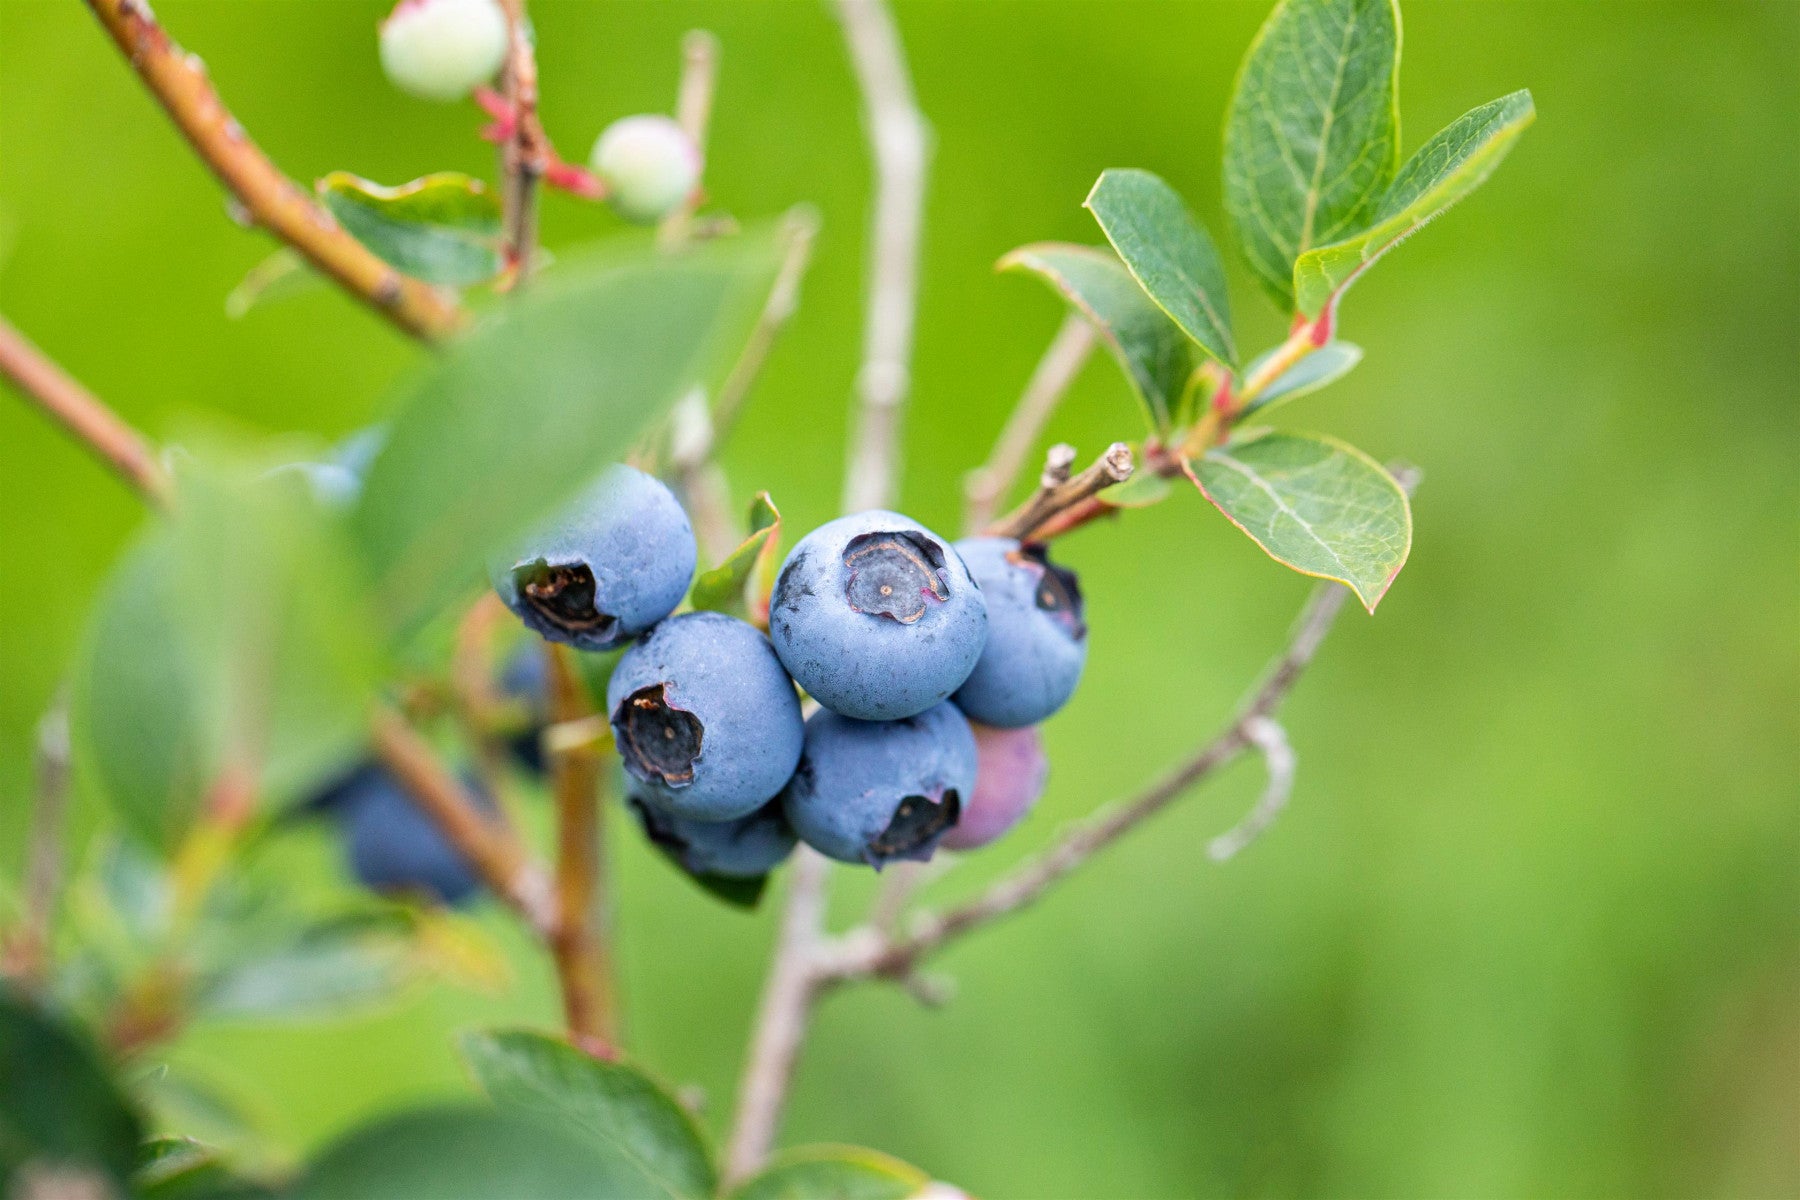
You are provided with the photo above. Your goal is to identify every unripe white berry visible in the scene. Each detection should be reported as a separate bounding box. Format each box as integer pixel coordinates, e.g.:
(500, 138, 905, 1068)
(379, 0, 509, 103)
(590, 115, 702, 224)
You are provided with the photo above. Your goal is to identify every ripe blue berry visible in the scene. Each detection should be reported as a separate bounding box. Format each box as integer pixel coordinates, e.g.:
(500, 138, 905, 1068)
(379, 0, 509, 103)
(769, 511, 988, 721)
(313, 763, 490, 906)
(950, 537, 1087, 728)
(779, 702, 977, 868)
(590, 115, 702, 224)
(607, 612, 804, 821)
(493, 465, 696, 653)
(939, 722, 1048, 850)
(629, 795, 796, 880)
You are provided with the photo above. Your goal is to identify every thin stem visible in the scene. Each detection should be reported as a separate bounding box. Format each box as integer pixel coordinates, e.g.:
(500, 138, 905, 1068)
(1, 702, 73, 988)
(496, 0, 545, 285)
(707, 207, 822, 448)
(82, 0, 462, 342)
(724, 847, 831, 1183)
(989, 442, 1134, 543)
(0, 315, 170, 505)
(370, 705, 556, 934)
(543, 643, 618, 1052)
(1207, 716, 1296, 861)
(834, 0, 930, 514)
(818, 580, 1354, 987)
(658, 30, 720, 249)
(963, 315, 1096, 534)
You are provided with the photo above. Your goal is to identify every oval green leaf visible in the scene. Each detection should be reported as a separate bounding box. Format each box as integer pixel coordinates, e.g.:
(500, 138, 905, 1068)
(999, 241, 1197, 434)
(689, 492, 781, 621)
(318, 172, 502, 288)
(1294, 90, 1536, 317)
(726, 1145, 931, 1200)
(1184, 428, 1411, 611)
(0, 987, 143, 1193)
(1223, 0, 1402, 310)
(350, 232, 780, 637)
(1085, 169, 1237, 368)
(460, 1029, 714, 1199)
(288, 1105, 669, 1200)
(1239, 340, 1363, 416)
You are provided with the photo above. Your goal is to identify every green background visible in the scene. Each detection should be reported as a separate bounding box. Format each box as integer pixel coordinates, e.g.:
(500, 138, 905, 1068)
(2, 1, 1796, 1196)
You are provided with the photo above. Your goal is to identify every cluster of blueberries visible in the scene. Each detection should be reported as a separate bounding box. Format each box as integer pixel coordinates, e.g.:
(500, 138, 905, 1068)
(316, 463, 1084, 904)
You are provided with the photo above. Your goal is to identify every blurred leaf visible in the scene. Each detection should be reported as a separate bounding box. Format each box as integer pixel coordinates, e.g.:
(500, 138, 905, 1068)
(1223, 0, 1402, 309)
(71, 456, 384, 853)
(0, 986, 143, 1192)
(318, 173, 502, 288)
(351, 232, 781, 637)
(1294, 91, 1536, 316)
(224, 249, 325, 320)
(1184, 428, 1411, 611)
(1085, 169, 1237, 368)
(1098, 469, 1172, 509)
(689, 871, 768, 910)
(191, 922, 411, 1020)
(1000, 242, 1197, 433)
(461, 1028, 714, 1199)
(1239, 341, 1364, 416)
(690, 492, 781, 620)
(288, 1104, 663, 1200)
(408, 908, 512, 993)
(726, 1145, 931, 1200)
(137, 1136, 271, 1200)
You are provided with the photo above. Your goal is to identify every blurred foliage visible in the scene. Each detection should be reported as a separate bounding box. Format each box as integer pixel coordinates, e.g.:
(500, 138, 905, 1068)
(1, 1, 1796, 1197)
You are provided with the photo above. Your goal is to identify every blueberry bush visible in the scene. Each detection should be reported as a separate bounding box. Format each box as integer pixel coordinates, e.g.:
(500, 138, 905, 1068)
(0, 0, 1530, 1195)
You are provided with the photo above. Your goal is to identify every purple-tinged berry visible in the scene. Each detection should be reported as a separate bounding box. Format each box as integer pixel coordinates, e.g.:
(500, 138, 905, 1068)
(779, 702, 977, 868)
(951, 537, 1087, 728)
(769, 511, 988, 721)
(590, 115, 702, 224)
(939, 722, 1048, 851)
(493, 465, 696, 653)
(607, 612, 804, 821)
(379, 0, 509, 103)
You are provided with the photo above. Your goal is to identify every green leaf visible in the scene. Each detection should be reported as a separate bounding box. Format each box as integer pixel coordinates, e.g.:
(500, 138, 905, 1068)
(351, 232, 781, 637)
(71, 455, 384, 852)
(137, 1137, 272, 1200)
(461, 1030, 712, 1198)
(1223, 0, 1402, 309)
(225, 249, 325, 320)
(1084, 169, 1237, 368)
(1098, 469, 1172, 510)
(999, 242, 1198, 433)
(192, 923, 411, 1020)
(0, 986, 143, 1193)
(1184, 428, 1411, 611)
(727, 1146, 932, 1200)
(288, 1104, 667, 1200)
(1239, 340, 1363, 416)
(318, 172, 502, 288)
(689, 492, 781, 621)
(1294, 90, 1536, 316)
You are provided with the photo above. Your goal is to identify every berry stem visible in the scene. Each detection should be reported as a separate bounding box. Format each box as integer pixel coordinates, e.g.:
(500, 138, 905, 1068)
(81, 0, 464, 342)
(988, 441, 1135, 542)
(494, 0, 546, 287)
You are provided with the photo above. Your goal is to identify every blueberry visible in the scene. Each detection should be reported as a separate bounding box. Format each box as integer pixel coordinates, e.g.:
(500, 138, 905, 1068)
(493, 465, 697, 652)
(313, 763, 491, 906)
(768, 511, 988, 721)
(606, 611, 804, 820)
(950, 537, 1087, 728)
(779, 702, 977, 868)
(939, 722, 1049, 851)
(629, 795, 796, 879)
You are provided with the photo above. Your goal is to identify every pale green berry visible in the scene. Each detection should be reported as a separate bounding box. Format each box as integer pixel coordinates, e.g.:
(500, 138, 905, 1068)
(590, 115, 701, 224)
(379, 0, 508, 103)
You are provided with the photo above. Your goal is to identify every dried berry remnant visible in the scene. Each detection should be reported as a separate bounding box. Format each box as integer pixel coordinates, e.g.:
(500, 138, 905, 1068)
(615, 684, 704, 786)
(379, 0, 509, 103)
(952, 537, 1088, 728)
(769, 511, 988, 721)
(492, 465, 696, 652)
(844, 530, 950, 623)
(940, 722, 1048, 851)
(607, 612, 804, 821)
(779, 702, 978, 868)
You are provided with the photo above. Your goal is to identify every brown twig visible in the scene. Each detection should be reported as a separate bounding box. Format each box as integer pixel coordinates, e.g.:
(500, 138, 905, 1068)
(82, 0, 462, 342)
(963, 315, 1096, 534)
(370, 706, 555, 933)
(494, 0, 546, 285)
(1, 702, 73, 988)
(543, 643, 618, 1051)
(989, 442, 1134, 542)
(0, 315, 170, 505)
(658, 30, 721, 249)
